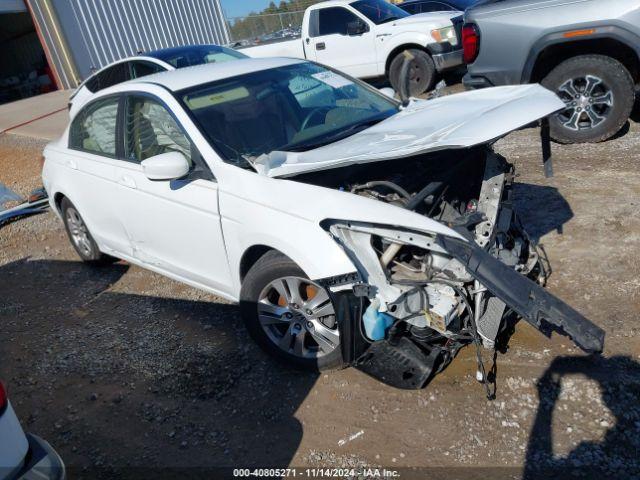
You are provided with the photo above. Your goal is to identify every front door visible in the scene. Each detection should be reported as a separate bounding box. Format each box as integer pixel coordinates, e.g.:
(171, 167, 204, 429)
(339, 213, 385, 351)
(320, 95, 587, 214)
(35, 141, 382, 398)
(309, 7, 377, 78)
(113, 94, 232, 295)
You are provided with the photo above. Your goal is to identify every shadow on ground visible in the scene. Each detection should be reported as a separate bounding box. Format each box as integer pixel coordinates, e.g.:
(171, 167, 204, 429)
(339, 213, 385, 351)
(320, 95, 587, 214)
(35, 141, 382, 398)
(524, 355, 640, 479)
(514, 183, 574, 242)
(0, 258, 319, 479)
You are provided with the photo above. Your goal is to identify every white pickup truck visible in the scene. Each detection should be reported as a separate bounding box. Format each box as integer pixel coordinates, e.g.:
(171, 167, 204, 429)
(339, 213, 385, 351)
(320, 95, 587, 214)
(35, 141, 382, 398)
(238, 0, 463, 95)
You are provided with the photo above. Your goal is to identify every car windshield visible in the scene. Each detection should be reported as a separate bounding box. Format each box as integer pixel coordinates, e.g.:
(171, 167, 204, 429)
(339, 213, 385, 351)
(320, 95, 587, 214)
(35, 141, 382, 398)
(179, 62, 399, 167)
(148, 45, 246, 69)
(351, 0, 410, 24)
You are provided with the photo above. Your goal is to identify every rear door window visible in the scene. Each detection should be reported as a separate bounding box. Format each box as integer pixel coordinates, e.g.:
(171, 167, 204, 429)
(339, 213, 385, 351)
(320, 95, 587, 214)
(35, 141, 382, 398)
(318, 7, 359, 36)
(69, 97, 119, 156)
(130, 61, 166, 79)
(85, 62, 130, 93)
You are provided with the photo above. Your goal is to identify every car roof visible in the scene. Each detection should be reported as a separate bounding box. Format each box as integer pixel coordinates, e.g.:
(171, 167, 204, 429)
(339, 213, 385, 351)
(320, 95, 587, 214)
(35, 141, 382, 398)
(145, 44, 243, 61)
(127, 57, 305, 92)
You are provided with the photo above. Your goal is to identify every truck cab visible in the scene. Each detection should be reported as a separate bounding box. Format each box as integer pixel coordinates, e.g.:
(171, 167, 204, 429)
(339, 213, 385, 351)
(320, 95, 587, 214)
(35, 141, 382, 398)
(241, 0, 463, 95)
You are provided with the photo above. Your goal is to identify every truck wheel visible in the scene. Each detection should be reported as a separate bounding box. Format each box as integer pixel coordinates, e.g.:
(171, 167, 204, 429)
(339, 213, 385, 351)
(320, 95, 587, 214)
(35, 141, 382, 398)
(61, 197, 116, 265)
(389, 49, 435, 96)
(541, 55, 635, 144)
(240, 251, 344, 372)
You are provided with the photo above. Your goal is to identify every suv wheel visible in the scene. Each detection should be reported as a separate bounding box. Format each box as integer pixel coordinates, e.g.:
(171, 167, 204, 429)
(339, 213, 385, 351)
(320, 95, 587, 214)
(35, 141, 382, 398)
(389, 49, 436, 97)
(542, 55, 635, 144)
(240, 251, 344, 371)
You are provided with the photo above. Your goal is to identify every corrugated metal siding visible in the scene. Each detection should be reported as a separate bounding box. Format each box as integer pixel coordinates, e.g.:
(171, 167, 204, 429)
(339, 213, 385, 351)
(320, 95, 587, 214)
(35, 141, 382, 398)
(58, 0, 230, 80)
(27, 0, 230, 87)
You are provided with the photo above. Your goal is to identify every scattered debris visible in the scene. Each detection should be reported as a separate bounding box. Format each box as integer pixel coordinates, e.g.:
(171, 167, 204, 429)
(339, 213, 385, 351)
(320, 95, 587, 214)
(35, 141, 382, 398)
(0, 184, 49, 225)
(338, 430, 364, 446)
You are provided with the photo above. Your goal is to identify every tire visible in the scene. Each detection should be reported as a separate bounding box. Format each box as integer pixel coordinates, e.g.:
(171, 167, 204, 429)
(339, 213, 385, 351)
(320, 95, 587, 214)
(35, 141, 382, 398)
(61, 197, 116, 265)
(240, 251, 345, 371)
(389, 49, 436, 97)
(541, 55, 635, 144)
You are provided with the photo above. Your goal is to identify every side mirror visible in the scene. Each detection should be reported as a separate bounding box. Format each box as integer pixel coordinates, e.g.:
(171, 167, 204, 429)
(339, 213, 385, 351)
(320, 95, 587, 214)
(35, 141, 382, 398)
(378, 87, 396, 99)
(347, 20, 368, 36)
(141, 151, 190, 181)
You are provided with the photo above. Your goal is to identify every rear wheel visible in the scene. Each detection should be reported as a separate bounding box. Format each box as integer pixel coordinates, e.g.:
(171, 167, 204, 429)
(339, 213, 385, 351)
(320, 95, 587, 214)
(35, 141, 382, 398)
(541, 55, 635, 144)
(389, 49, 436, 97)
(240, 251, 344, 371)
(61, 198, 115, 264)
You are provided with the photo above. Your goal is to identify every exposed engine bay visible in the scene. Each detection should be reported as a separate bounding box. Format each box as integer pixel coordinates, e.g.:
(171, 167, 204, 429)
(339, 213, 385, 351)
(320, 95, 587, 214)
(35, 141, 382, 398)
(297, 146, 605, 395)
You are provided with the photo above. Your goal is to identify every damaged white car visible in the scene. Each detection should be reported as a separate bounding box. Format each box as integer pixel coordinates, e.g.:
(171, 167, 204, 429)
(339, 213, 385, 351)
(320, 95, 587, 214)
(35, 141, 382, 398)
(42, 58, 604, 392)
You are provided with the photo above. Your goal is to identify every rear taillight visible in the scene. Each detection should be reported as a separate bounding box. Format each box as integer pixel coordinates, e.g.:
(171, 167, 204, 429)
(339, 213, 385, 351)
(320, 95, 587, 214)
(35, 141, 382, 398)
(462, 23, 480, 64)
(0, 382, 7, 414)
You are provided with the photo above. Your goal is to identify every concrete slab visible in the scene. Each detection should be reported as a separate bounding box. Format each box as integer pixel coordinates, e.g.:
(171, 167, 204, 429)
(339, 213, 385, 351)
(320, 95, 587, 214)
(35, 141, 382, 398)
(0, 90, 71, 140)
(8, 109, 69, 141)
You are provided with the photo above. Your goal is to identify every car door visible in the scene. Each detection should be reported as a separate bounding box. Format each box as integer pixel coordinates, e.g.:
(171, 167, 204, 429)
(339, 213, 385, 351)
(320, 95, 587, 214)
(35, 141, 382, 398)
(309, 7, 377, 78)
(65, 95, 133, 256)
(112, 93, 232, 294)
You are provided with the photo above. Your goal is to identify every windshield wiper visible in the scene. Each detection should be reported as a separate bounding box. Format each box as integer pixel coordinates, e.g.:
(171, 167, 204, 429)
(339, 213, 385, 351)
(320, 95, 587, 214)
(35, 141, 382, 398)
(283, 114, 390, 152)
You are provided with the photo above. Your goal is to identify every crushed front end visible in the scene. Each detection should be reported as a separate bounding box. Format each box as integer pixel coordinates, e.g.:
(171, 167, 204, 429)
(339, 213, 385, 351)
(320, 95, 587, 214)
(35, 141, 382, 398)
(315, 146, 604, 394)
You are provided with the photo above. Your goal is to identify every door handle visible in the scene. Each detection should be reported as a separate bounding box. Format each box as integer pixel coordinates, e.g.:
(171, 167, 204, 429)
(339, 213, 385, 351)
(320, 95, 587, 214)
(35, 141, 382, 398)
(118, 175, 136, 189)
(305, 38, 310, 44)
(316, 42, 326, 51)
(66, 159, 77, 170)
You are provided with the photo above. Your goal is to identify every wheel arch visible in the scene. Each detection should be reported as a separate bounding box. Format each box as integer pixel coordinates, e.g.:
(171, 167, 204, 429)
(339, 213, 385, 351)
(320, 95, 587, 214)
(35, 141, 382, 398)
(239, 245, 282, 283)
(524, 29, 640, 84)
(385, 43, 432, 75)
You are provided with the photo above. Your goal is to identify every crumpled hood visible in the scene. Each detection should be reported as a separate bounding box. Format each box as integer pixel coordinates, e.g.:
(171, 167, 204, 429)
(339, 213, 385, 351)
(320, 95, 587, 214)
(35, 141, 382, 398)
(253, 84, 565, 178)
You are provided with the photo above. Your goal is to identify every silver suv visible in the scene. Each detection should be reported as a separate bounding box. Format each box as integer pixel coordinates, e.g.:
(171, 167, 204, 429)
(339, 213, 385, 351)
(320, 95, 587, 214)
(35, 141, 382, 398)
(462, 0, 640, 144)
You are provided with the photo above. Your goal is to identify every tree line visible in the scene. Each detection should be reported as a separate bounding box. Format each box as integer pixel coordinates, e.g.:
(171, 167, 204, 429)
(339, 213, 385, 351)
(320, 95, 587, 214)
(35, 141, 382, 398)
(227, 0, 324, 42)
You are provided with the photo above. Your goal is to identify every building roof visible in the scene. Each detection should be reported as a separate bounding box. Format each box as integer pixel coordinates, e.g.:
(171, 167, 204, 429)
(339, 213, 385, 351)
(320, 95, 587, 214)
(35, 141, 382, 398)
(129, 57, 304, 91)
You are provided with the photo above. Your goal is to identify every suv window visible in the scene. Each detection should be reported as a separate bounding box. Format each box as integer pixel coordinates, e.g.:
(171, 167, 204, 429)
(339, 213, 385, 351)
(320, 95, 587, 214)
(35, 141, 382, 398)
(130, 61, 166, 79)
(69, 97, 119, 156)
(401, 3, 421, 14)
(124, 96, 192, 166)
(85, 62, 130, 93)
(318, 7, 359, 36)
(420, 1, 454, 12)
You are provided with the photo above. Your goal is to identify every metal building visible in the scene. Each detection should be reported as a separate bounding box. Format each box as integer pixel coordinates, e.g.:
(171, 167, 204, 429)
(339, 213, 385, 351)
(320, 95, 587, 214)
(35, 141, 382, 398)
(0, 0, 230, 102)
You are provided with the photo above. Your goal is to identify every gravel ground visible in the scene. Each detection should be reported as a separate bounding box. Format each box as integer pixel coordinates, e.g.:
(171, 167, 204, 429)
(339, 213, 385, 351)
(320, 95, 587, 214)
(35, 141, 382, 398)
(1, 103, 640, 479)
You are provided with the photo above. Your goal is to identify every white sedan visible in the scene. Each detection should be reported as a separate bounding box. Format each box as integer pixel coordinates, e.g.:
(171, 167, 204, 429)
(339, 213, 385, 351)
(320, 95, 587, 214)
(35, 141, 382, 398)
(43, 57, 603, 387)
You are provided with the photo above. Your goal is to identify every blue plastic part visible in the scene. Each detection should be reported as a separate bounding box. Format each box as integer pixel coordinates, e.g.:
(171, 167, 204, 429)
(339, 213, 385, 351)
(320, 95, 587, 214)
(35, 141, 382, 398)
(363, 299, 395, 341)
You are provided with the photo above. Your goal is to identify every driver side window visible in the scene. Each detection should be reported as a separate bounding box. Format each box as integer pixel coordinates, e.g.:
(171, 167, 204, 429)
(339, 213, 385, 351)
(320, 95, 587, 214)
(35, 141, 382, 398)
(124, 96, 192, 166)
(318, 7, 359, 36)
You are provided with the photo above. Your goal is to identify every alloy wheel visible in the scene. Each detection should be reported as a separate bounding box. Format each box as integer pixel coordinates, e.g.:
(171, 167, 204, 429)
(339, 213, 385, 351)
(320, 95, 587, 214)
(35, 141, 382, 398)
(556, 75, 614, 131)
(257, 276, 339, 359)
(65, 208, 93, 257)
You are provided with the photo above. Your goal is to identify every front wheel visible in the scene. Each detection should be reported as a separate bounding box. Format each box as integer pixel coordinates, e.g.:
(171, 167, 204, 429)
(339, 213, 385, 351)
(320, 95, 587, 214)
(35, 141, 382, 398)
(240, 251, 344, 371)
(541, 55, 635, 144)
(389, 49, 436, 97)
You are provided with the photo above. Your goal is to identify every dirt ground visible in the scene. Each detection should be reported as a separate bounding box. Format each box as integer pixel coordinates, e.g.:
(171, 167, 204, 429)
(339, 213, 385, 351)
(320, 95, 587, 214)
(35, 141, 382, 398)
(1, 107, 640, 479)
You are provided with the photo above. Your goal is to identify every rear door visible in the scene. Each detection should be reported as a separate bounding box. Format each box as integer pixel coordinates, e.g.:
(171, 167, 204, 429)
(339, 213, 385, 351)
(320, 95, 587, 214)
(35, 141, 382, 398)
(65, 95, 132, 255)
(309, 6, 377, 77)
(112, 93, 232, 294)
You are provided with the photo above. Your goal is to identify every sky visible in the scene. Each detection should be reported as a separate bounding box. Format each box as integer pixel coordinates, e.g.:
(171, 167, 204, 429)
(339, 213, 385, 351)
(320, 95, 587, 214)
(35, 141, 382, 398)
(220, 0, 272, 19)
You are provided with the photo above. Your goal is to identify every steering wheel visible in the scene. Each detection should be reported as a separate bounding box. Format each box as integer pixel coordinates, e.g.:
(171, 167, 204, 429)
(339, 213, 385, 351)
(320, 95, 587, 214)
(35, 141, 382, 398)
(300, 106, 332, 131)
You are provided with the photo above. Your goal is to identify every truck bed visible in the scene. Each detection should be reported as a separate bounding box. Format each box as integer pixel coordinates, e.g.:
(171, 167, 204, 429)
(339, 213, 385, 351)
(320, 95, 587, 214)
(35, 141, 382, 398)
(239, 38, 306, 60)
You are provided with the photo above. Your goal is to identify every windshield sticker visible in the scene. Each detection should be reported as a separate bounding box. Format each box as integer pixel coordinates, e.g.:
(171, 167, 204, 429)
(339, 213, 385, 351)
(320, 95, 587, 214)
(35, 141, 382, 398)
(183, 86, 249, 110)
(311, 71, 353, 89)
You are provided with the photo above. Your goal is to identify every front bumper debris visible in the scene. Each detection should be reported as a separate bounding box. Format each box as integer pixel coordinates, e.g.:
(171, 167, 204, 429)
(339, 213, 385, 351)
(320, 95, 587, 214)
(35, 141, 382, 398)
(437, 235, 605, 354)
